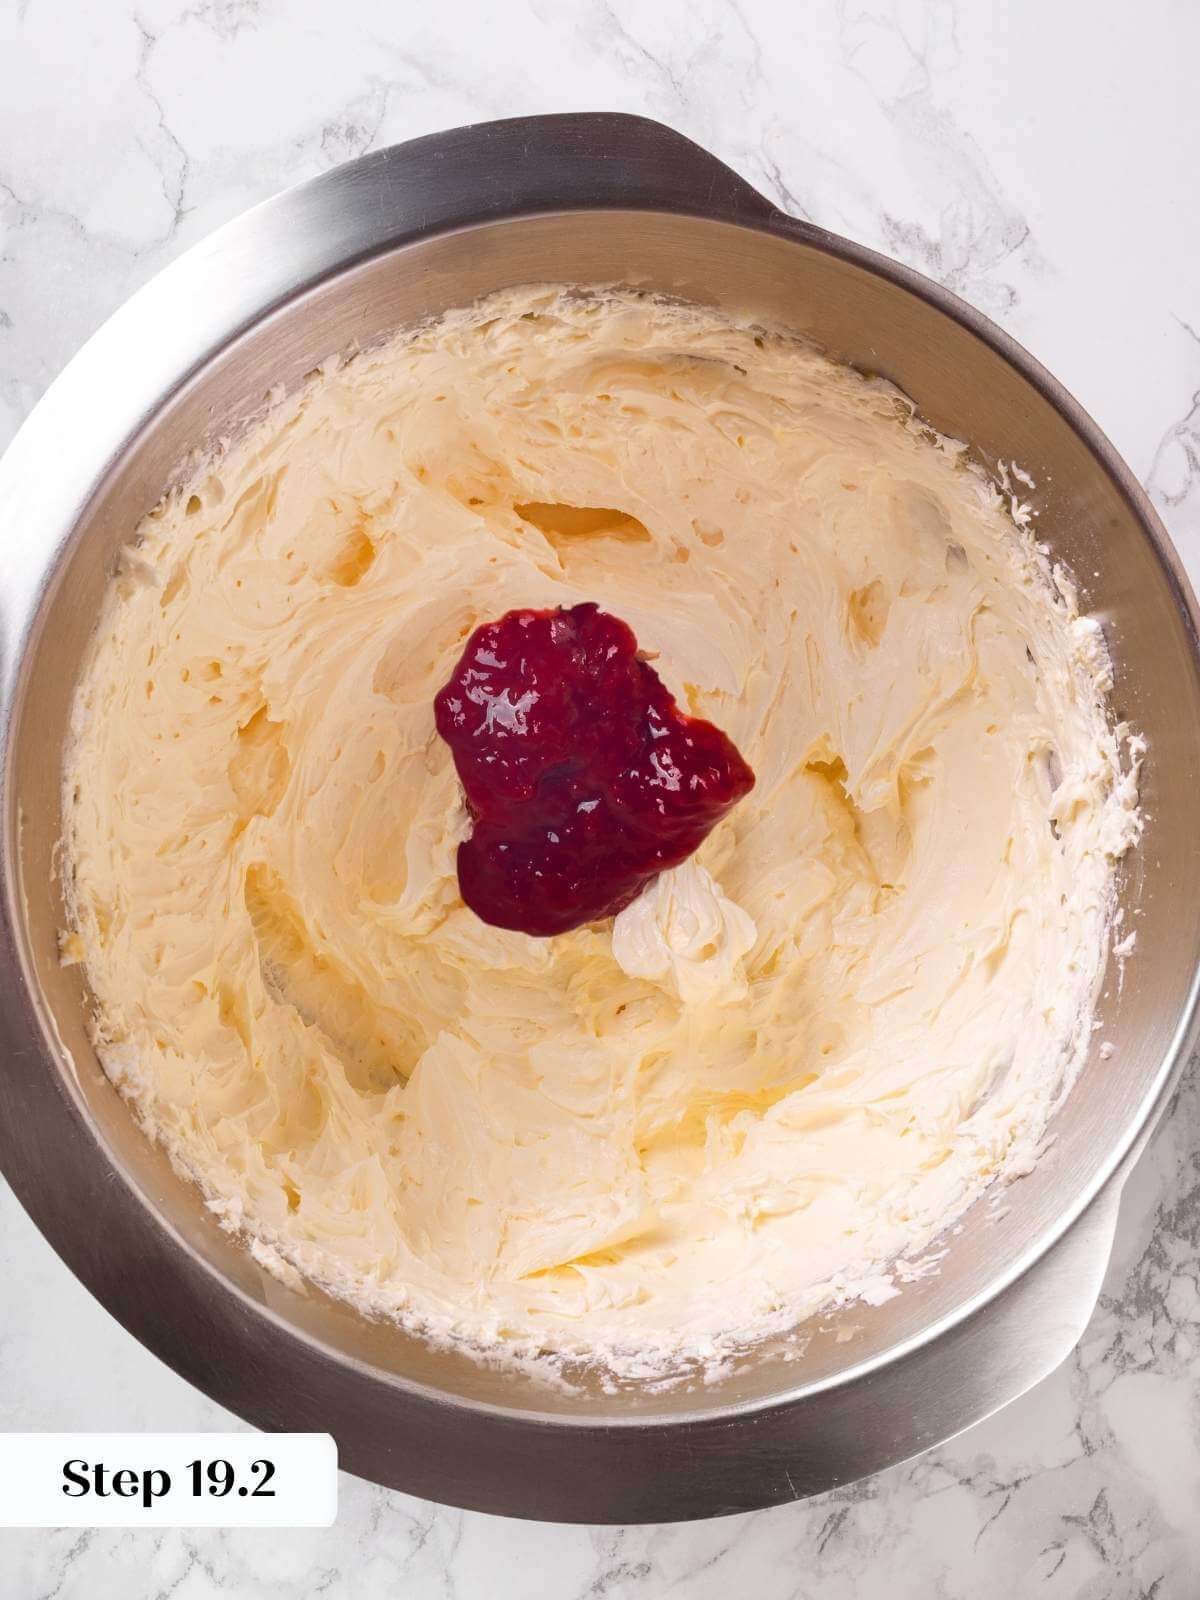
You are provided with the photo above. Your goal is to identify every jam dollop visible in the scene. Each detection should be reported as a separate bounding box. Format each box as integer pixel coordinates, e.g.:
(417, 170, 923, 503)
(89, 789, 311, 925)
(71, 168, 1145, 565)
(434, 603, 755, 936)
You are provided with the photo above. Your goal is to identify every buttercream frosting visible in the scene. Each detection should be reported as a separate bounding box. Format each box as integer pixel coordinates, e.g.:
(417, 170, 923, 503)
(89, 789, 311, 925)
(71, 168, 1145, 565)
(62, 286, 1140, 1374)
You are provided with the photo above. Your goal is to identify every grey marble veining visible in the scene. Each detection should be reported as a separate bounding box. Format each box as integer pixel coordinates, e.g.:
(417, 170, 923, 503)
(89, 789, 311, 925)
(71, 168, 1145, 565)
(1, 0, 1198, 1593)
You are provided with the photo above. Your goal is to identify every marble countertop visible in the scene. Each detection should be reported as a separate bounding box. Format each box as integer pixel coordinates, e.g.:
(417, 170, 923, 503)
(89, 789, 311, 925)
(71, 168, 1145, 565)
(2, 0, 1198, 1593)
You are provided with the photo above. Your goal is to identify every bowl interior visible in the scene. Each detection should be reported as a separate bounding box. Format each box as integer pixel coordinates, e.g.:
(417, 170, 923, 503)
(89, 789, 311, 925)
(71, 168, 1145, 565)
(8, 209, 1200, 1420)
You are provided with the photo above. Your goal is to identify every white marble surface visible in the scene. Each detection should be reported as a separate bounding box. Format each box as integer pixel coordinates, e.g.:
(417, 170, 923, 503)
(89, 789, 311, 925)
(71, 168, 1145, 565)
(2, 0, 1198, 1592)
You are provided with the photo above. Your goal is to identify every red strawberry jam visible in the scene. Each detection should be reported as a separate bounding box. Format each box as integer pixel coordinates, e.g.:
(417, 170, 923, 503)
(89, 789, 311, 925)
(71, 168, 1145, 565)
(434, 603, 755, 936)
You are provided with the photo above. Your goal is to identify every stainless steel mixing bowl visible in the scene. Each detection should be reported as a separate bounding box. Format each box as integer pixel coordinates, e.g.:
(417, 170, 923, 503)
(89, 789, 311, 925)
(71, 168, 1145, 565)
(1, 113, 1198, 1524)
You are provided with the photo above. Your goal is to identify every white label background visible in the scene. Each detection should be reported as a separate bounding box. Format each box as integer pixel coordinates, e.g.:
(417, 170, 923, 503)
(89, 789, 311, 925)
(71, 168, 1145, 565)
(0, 1433, 338, 1527)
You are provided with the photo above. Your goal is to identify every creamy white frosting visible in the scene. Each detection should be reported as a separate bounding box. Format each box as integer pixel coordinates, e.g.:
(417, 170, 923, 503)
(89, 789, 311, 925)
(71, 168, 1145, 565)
(612, 862, 757, 1006)
(62, 286, 1139, 1375)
